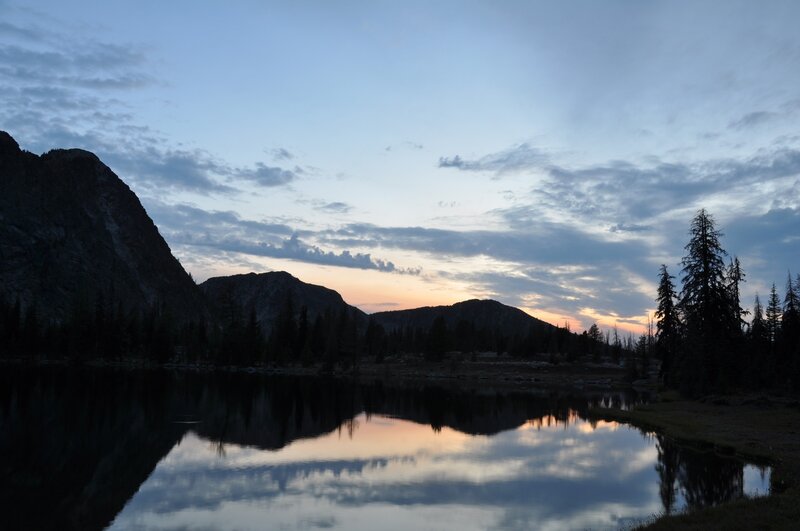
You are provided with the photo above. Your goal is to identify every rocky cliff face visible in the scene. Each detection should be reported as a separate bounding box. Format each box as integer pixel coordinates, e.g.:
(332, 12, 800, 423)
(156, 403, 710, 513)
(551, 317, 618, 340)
(200, 271, 366, 333)
(0, 131, 205, 323)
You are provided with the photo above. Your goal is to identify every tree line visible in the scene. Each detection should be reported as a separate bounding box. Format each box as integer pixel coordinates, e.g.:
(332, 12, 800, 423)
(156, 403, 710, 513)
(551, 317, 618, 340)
(654, 209, 800, 396)
(1, 284, 638, 367)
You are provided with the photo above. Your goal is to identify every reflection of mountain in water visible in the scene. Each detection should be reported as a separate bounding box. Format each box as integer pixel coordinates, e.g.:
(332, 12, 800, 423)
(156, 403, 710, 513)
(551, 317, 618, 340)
(0, 367, 757, 530)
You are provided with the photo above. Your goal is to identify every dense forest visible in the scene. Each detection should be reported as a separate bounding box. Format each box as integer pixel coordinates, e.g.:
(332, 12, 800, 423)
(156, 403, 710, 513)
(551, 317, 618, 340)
(655, 209, 800, 395)
(0, 289, 616, 368)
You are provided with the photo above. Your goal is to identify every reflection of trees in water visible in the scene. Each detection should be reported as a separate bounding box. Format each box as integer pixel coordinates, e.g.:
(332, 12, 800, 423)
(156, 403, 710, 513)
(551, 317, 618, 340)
(654, 433, 747, 514)
(151, 376, 651, 447)
(655, 435, 680, 514)
(340, 418, 359, 439)
(0, 367, 761, 530)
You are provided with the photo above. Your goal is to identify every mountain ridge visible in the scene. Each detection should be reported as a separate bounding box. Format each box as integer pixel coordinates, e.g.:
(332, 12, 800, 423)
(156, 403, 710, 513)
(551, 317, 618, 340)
(0, 130, 205, 323)
(200, 270, 367, 333)
(370, 298, 554, 337)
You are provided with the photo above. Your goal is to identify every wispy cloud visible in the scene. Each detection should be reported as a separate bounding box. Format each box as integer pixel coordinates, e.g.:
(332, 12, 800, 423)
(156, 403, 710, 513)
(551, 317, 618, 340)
(316, 201, 353, 214)
(147, 202, 420, 275)
(728, 111, 779, 130)
(438, 143, 800, 228)
(270, 147, 294, 161)
(325, 222, 644, 264)
(0, 36, 153, 90)
(438, 143, 550, 174)
(242, 163, 298, 187)
(385, 141, 423, 152)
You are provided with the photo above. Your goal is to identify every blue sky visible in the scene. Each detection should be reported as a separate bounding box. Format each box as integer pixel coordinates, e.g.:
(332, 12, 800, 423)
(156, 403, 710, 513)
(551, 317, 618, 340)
(2, 0, 799, 332)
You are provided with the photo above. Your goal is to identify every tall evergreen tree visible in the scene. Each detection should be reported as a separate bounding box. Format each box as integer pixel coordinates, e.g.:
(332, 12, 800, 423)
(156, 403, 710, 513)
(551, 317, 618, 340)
(655, 264, 680, 385)
(784, 272, 799, 316)
(749, 294, 769, 387)
(678, 209, 733, 394)
(782, 273, 800, 389)
(587, 323, 602, 361)
(766, 284, 781, 346)
(727, 257, 748, 330)
(783, 272, 800, 340)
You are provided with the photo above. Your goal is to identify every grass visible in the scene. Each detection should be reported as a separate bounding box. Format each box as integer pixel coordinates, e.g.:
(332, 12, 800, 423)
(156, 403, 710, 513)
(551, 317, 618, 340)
(588, 391, 800, 530)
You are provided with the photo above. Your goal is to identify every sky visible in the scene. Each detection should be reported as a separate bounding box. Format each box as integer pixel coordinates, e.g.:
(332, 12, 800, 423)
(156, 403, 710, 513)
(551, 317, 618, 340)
(2, 0, 800, 334)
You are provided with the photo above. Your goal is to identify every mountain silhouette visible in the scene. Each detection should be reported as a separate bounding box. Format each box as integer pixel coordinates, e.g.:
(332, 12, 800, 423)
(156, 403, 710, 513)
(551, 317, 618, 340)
(0, 131, 205, 323)
(371, 298, 555, 338)
(200, 271, 366, 333)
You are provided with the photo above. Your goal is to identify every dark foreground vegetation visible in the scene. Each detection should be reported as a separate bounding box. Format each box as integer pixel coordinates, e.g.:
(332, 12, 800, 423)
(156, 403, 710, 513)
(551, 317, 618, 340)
(0, 285, 642, 372)
(654, 209, 800, 396)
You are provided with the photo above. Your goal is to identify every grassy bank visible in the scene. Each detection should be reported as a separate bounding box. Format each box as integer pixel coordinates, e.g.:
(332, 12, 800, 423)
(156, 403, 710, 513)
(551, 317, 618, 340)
(589, 392, 800, 530)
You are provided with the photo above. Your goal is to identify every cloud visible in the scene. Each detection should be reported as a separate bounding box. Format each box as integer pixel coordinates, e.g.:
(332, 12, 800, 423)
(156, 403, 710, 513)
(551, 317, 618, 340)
(0, 40, 153, 90)
(450, 267, 654, 325)
(316, 201, 353, 214)
(109, 145, 239, 194)
(270, 147, 294, 161)
(609, 223, 650, 233)
(438, 143, 550, 174)
(385, 141, 424, 152)
(242, 163, 297, 187)
(0, 21, 43, 41)
(439, 142, 800, 231)
(323, 222, 645, 268)
(724, 207, 800, 298)
(539, 148, 800, 226)
(5, 120, 298, 195)
(321, 218, 656, 324)
(728, 111, 779, 130)
(147, 202, 420, 275)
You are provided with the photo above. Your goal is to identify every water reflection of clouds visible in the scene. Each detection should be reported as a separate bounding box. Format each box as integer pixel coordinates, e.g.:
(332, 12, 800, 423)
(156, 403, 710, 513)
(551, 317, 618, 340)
(110, 414, 769, 531)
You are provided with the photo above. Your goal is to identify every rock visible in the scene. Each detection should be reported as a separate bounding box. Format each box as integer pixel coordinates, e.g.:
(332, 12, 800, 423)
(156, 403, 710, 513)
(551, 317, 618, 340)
(0, 131, 206, 323)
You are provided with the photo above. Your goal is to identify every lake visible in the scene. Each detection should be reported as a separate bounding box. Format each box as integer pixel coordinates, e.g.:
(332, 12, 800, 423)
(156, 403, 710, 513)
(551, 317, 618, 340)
(0, 367, 770, 530)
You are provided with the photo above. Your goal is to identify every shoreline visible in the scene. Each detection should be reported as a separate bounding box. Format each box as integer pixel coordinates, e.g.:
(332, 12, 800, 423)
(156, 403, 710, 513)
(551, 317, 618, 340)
(1, 355, 648, 393)
(589, 393, 800, 530)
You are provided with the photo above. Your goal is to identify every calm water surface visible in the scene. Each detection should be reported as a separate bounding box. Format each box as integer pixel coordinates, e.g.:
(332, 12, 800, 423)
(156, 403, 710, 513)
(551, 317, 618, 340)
(0, 368, 770, 530)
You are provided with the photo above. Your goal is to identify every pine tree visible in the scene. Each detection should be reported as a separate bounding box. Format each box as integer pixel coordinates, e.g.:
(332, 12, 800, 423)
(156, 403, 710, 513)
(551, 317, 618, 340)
(678, 209, 733, 395)
(782, 273, 800, 389)
(786, 273, 800, 316)
(679, 210, 729, 325)
(611, 324, 622, 365)
(587, 323, 602, 361)
(727, 257, 748, 330)
(783, 272, 800, 339)
(749, 294, 769, 388)
(766, 284, 781, 346)
(750, 295, 766, 341)
(655, 264, 680, 386)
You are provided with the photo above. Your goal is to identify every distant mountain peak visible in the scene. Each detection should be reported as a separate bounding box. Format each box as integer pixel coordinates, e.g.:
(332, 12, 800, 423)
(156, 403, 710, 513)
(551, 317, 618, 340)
(371, 297, 551, 337)
(200, 270, 365, 332)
